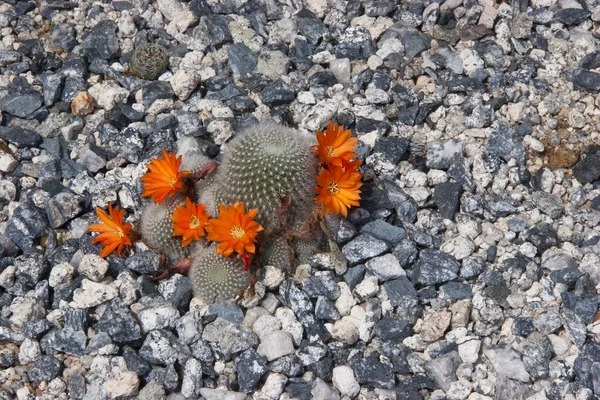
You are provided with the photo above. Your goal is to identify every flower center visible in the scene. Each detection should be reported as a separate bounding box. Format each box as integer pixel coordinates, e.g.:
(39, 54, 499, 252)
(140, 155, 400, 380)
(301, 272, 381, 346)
(230, 225, 246, 239)
(189, 215, 201, 229)
(116, 227, 125, 238)
(325, 146, 335, 159)
(327, 180, 340, 195)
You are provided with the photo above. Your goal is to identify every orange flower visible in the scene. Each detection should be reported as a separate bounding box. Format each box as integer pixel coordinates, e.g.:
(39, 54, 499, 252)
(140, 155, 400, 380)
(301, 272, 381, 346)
(171, 197, 209, 247)
(315, 166, 362, 217)
(205, 201, 264, 258)
(314, 121, 359, 167)
(89, 203, 133, 258)
(141, 150, 190, 204)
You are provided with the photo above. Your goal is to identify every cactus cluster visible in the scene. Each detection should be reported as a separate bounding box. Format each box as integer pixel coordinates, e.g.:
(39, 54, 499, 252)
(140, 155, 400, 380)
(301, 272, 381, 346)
(129, 43, 169, 80)
(89, 121, 363, 305)
(198, 121, 319, 232)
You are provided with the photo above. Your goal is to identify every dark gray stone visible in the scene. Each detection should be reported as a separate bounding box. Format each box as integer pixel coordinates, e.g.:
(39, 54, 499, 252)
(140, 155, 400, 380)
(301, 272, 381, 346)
(374, 317, 411, 341)
(140, 329, 190, 366)
(302, 275, 340, 300)
(487, 125, 526, 165)
(555, 8, 590, 25)
(158, 274, 192, 308)
(259, 80, 295, 106)
(373, 136, 409, 165)
(236, 349, 268, 393)
(359, 220, 405, 246)
(0, 126, 41, 147)
(392, 240, 418, 269)
(46, 191, 84, 228)
(343, 264, 365, 289)
(0, 78, 42, 117)
(14, 251, 48, 287)
(441, 282, 472, 299)
(279, 280, 330, 342)
(349, 352, 395, 389)
(96, 299, 143, 344)
(365, 0, 396, 16)
(414, 249, 461, 286)
(533, 191, 564, 219)
(525, 223, 559, 253)
(28, 355, 61, 383)
(383, 277, 417, 307)
(315, 296, 340, 321)
(208, 301, 244, 324)
(572, 153, 600, 184)
(434, 182, 462, 220)
(228, 43, 257, 77)
(125, 251, 161, 274)
(80, 20, 119, 60)
(42, 328, 87, 356)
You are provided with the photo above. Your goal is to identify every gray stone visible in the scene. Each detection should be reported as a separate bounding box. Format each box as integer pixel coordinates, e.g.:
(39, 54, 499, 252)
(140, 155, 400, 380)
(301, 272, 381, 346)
(46, 192, 84, 228)
(484, 345, 530, 383)
(0, 78, 42, 117)
(28, 355, 61, 383)
(533, 191, 564, 219)
(342, 234, 390, 265)
(235, 349, 268, 393)
(158, 274, 192, 308)
(365, 253, 405, 282)
(359, 220, 405, 245)
(257, 330, 295, 361)
(202, 317, 259, 357)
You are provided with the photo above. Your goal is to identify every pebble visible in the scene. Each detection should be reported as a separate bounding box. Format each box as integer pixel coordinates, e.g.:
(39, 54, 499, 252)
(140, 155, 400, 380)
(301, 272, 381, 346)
(257, 330, 295, 361)
(332, 366, 360, 398)
(71, 279, 118, 309)
(78, 254, 109, 282)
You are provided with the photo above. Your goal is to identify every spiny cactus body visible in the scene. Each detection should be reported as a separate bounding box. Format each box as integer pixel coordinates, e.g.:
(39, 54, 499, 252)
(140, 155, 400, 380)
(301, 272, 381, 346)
(129, 43, 169, 80)
(189, 244, 250, 303)
(198, 121, 319, 232)
(140, 194, 189, 263)
(258, 235, 292, 271)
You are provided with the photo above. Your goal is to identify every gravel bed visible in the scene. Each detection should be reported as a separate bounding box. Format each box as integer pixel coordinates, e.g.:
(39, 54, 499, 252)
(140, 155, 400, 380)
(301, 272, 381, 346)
(1, 0, 600, 399)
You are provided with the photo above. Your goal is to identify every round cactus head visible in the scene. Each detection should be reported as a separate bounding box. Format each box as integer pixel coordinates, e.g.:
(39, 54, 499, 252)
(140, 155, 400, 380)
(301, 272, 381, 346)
(200, 121, 319, 232)
(258, 235, 292, 271)
(140, 194, 189, 263)
(129, 43, 169, 80)
(188, 244, 249, 304)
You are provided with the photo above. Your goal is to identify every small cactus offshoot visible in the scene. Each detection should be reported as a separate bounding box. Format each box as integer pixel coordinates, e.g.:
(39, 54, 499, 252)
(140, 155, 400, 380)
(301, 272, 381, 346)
(89, 121, 363, 304)
(129, 43, 169, 80)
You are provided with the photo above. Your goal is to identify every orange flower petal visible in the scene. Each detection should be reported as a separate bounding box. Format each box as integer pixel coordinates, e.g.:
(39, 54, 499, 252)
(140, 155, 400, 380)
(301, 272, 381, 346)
(206, 202, 263, 258)
(315, 122, 359, 167)
(88, 203, 133, 258)
(170, 198, 209, 247)
(141, 150, 191, 204)
(315, 166, 362, 216)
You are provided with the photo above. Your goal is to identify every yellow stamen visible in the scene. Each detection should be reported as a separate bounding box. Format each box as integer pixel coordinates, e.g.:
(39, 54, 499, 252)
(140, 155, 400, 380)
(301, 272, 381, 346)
(189, 215, 200, 229)
(327, 180, 340, 195)
(230, 225, 246, 239)
(325, 146, 335, 159)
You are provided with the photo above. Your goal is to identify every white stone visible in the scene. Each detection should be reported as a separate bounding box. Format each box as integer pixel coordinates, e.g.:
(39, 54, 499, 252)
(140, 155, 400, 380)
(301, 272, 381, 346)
(335, 282, 357, 316)
(166, 10, 198, 35)
(441, 236, 476, 260)
(353, 275, 379, 300)
(262, 265, 286, 289)
(275, 307, 303, 346)
(458, 337, 481, 364)
(71, 279, 119, 309)
(256, 50, 289, 80)
(257, 330, 295, 361)
(447, 379, 473, 400)
(88, 81, 129, 111)
(48, 377, 67, 396)
(0, 152, 17, 172)
(365, 88, 390, 104)
(312, 377, 340, 400)
(0, 265, 15, 288)
(332, 366, 360, 398)
(103, 370, 139, 398)
(181, 358, 202, 398)
(331, 316, 360, 345)
(253, 315, 281, 340)
(306, 0, 331, 18)
(297, 91, 317, 105)
(259, 373, 288, 399)
(9, 297, 45, 327)
(329, 58, 351, 83)
(268, 18, 297, 44)
(199, 388, 246, 400)
(170, 69, 201, 101)
(19, 338, 41, 364)
(157, 0, 183, 20)
(78, 254, 109, 282)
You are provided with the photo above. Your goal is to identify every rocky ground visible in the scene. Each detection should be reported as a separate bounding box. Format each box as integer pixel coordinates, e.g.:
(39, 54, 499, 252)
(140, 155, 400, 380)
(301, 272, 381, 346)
(0, 0, 600, 399)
